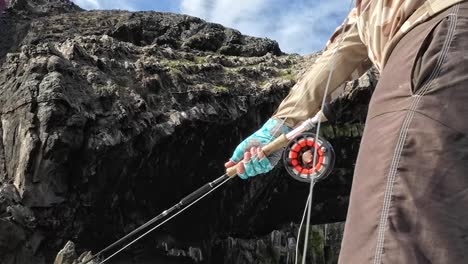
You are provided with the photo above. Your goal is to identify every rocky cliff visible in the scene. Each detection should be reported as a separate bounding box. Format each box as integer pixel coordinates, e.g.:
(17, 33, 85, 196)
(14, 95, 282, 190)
(0, 1, 377, 263)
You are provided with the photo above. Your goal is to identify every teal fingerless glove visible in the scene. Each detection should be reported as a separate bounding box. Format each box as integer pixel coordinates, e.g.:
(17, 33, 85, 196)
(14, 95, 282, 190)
(229, 118, 292, 179)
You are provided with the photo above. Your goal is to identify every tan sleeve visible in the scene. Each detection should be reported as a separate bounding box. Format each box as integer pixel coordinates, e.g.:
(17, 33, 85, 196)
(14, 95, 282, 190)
(272, 12, 371, 128)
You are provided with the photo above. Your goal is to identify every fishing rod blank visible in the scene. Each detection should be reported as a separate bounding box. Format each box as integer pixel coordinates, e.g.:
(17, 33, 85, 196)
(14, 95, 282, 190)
(83, 174, 230, 264)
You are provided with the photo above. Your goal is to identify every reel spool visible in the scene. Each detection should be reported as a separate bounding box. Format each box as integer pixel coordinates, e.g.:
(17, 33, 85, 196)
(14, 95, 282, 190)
(283, 132, 335, 183)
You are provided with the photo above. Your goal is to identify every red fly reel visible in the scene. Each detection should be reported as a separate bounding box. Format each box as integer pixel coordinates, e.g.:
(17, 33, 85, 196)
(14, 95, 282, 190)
(283, 132, 335, 183)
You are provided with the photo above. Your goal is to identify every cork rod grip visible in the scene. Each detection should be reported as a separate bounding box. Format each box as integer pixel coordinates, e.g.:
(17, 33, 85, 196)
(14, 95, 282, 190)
(226, 134, 290, 177)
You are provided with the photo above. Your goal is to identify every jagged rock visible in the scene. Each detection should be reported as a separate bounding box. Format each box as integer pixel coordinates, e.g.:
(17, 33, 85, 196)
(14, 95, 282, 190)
(6, 0, 81, 16)
(54, 241, 77, 264)
(213, 222, 345, 264)
(6, 204, 36, 228)
(188, 247, 203, 262)
(0, 0, 378, 263)
(76, 252, 97, 264)
(0, 183, 43, 264)
(0, 184, 21, 211)
(54, 241, 97, 264)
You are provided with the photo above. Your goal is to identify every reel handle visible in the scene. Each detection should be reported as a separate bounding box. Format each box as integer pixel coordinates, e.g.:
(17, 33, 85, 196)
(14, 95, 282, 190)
(226, 134, 290, 177)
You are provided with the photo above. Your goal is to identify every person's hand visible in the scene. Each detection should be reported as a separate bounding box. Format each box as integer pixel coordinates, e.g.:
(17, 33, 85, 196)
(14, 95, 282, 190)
(224, 118, 291, 179)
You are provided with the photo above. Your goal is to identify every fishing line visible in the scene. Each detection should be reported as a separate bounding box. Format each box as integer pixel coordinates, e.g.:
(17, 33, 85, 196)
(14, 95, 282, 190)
(291, 0, 374, 262)
(81, 175, 232, 264)
(97, 176, 232, 264)
(295, 193, 310, 264)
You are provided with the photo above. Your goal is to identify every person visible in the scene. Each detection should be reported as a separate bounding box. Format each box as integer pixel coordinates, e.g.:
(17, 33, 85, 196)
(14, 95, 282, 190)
(225, 0, 468, 263)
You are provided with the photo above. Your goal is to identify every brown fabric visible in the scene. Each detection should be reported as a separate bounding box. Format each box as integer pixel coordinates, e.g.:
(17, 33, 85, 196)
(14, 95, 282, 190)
(339, 2, 468, 263)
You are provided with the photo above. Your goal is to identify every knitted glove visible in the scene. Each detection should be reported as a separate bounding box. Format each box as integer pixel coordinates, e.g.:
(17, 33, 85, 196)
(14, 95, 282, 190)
(225, 118, 292, 179)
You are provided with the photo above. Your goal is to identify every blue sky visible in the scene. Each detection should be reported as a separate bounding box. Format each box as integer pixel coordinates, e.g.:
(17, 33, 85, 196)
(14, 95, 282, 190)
(71, 0, 350, 55)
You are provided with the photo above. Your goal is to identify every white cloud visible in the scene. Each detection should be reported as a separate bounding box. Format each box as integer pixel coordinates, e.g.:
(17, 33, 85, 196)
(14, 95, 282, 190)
(180, 0, 350, 54)
(71, 0, 136, 11)
(180, 0, 213, 19)
(73, 0, 101, 10)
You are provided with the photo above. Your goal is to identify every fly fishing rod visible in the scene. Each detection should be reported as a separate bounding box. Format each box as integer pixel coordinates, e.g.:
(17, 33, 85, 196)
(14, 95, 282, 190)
(81, 173, 231, 264)
(82, 111, 335, 264)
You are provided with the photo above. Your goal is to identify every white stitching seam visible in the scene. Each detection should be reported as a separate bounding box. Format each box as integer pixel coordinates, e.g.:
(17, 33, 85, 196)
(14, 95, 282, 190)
(372, 4, 460, 264)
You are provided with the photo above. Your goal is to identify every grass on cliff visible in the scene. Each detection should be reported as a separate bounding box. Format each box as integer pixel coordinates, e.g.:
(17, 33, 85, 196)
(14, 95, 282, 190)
(211, 85, 229, 93)
(278, 69, 297, 81)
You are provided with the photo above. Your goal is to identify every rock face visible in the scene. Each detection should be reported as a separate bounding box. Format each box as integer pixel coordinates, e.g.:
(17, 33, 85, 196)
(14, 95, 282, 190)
(213, 222, 345, 264)
(0, 1, 377, 263)
(54, 241, 96, 264)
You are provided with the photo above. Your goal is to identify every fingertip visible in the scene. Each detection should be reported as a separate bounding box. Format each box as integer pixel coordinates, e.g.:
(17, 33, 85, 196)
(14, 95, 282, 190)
(244, 151, 251, 162)
(237, 161, 245, 175)
(250, 147, 256, 156)
(224, 160, 236, 168)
